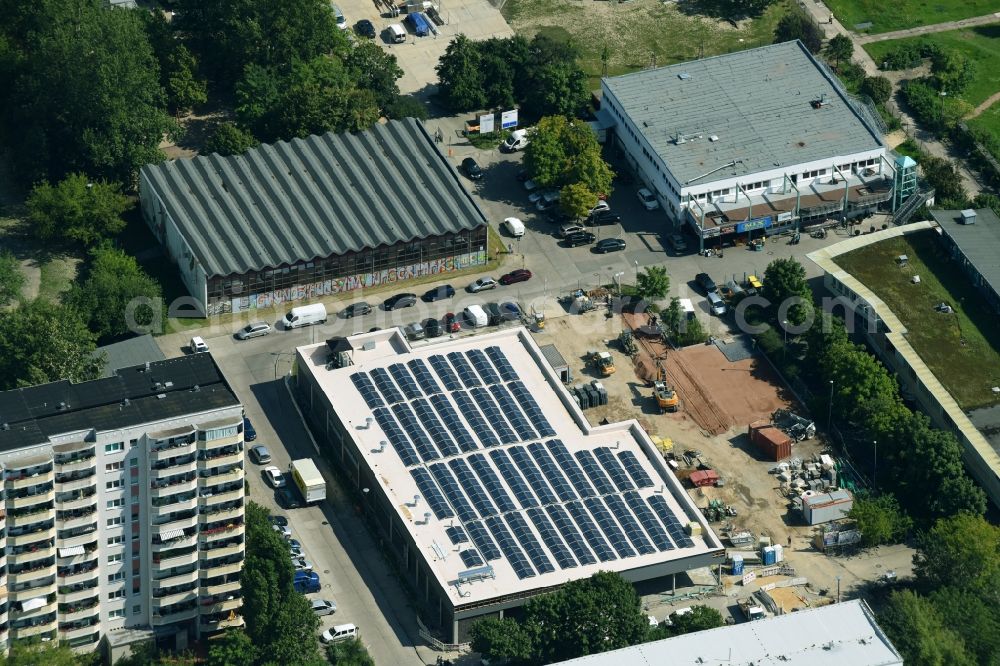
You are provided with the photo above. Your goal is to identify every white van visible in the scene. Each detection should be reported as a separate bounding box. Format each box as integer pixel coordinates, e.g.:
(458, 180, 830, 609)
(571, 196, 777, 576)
(502, 217, 525, 238)
(500, 129, 530, 153)
(283, 303, 328, 329)
(463, 305, 488, 328)
(706, 292, 727, 316)
(321, 623, 359, 644)
(386, 23, 406, 43)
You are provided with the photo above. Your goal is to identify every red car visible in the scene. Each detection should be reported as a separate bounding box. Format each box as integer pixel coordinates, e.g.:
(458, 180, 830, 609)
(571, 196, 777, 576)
(499, 269, 532, 285)
(442, 312, 461, 333)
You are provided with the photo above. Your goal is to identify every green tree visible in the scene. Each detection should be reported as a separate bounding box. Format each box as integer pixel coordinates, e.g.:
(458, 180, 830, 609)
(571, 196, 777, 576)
(346, 41, 403, 112)
(63, 246, 163, 342)
(773, 9, 823, 54)
(879, 590, 975, 666)
(848, 493, 912, 547)
(385, 96, 429, 121)
(825, 34, 854, 70)
(204, 122, 260, 157)
(470, 617, 535, 664)
(0, 250, 25, 305)
(635, 266, 670, 301)
(918, 155, 968, 204)
(175, 0, 346, 86)
(762, 257, 813, 326)
(0, 298, 104, 390)
(525, 116, 612, 195)
(525, 116, 572, 188)
(207, 629, 257, 666)
(560, 182, 598, 219)
(4, 640, 81, 666)
(520, 35, 588, 118)
(1, 2, 175, 184)
(325, 638, 375, 666)
(972, 193, 1000, 217)
(664, 605, 724, 636)
(166, 45, 208, 115)
(913, 513, 999, 599)
(435, 34, 486, 112)
(860, 75, 893, 105)
(928, 587, 1000, 666)
(676, 315, 706, 346)
(26, 174, 129, 247)
(931, 49, 975, 95)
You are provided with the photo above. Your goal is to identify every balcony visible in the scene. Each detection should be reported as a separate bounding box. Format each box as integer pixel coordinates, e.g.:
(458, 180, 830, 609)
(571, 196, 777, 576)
(199, 504, 243, 525)
(58, 584, 99, 605)
(11, 621, 56, 641)
(202, 579, 241, 597)
(200, 614, 244, 635)
(151, 493, 198, 514)
(197, 432, 242, 451)
(7, 468, 54, 490)
(201, 559, 242, 578)
(197, 451, 242, 471)
(9, 540, 55, 561)
(17, 597, 57, 620)
(153, 566, 199, 586)
(57, 528, 98, 550)
(151, 454, 197, 476)
(9, 562, 55, 586)
(152, 532, 197, 553)
(200, 488, 244, 511)
(57, 561, 98, 586)
(154, 548, 199, 569)
(53, 472, 96, 493)
(59, 604, 99, 624)
(54, 490, 97, 512)
(153, 579, 198, 598)
(200, 542, 244, 561)
(151, 474, 198, 498)
(200, 522, 245, 545)
(150, 440, 197, 462)
(8, 506, 55, 529)
(152, 589, 198, 609)
(9, 491, 54, 511)
(59, 622, 100, 643)
(151, 603, 198, 625)
(53, 453, 96, 474)
(199, 465, 244, 484)
(10, 580, 57, 603)
(199, 596, 242, 615)
(153, 510, 198, 531)
(56, 509, 97, 531)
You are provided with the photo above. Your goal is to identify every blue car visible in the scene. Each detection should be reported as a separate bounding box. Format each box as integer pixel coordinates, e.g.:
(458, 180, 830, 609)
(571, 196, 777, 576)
(294, 571, 320, 593)
(243, 417, 257, 442)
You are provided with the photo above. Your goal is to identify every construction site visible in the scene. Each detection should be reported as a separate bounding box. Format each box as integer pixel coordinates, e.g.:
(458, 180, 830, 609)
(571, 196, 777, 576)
(529, 292, 913, 623)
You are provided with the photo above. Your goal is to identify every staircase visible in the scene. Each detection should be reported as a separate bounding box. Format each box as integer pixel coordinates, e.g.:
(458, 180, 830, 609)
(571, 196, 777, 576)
(891, 187, 935, 226)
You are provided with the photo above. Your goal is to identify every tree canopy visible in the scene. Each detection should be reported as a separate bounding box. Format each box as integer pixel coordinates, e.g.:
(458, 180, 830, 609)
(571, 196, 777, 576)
(0, 251, 24, 306)
(26, 174, 129, 248)
(524, 116, 614, 213)
(860, 75, 893, 105)
(762, 257, 813, 326)
(325, 638, 376, 666)
(826, 34, 854, 70)
(913, 513, 1000, 600)
(773, 8, 823, 54)
(847, 493, 912, 547)
(635, 266, 670, 301)
(879, 590, 976, 666)
(204, 122, 260, 157)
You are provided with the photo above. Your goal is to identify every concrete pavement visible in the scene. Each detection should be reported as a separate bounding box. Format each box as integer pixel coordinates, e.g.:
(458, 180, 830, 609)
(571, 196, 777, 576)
(855, 12, 1000, 44)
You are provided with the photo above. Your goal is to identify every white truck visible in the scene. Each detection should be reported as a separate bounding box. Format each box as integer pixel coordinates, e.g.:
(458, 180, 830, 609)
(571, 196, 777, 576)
(500, 129, 530, 153)
(290, 459, 326, 504)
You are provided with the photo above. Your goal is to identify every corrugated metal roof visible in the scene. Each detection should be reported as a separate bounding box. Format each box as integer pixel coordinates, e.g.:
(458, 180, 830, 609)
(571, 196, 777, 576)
(602, 41, 884, 187)
(140, 118, 489, 278)
(539, 343, 568, 370)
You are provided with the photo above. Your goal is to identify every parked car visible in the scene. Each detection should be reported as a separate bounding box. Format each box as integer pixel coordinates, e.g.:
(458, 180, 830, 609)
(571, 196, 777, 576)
(341, 301, 372, 318)
(587, 211, 622, 225)
(268, 515, 288, 528)
(248, 445, 271, 464)
(501, 302, 522, 322)
(276, 486, 302, 509)
(696, 273, 718, 294)
(311, 599, 338, 616)
(292, 557, 314, 574)
(236, 321, 272, 340)
(528, 189, 549, 204)
(422, 285, 455, 302)
(289, 545, 304, 559)
(442, 312, 461, 333)
(461, 157, 483, 180)
(294, 571, 320, 594)
(243, 417, 257, 441)
(594, 238, 626, 253)
(287, 538, 301, 550)
(589, 200, 611, 215)
(523, 179, 538, 192)
(500, 269, 532, 285)
(637, 188, 660, 210)
(423, 318, 442, 338)
(354, 19, 376, 38)
(263, 466, 285, 488)
(321, 624, 360, 644)
(404, 322, 425, 341)
(563, 231, 596, 247)
(383, 293, 417, 310)
(331, 4, 347, 29)
(559, 223, 586, 238)
(273, 524, 292, 539)
(667, 233, 688, 253)
(190, 336, 209, 353)
(467, 277, 498, 293)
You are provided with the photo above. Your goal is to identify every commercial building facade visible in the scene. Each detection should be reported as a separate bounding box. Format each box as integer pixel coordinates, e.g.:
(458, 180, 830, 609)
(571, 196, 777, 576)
(599, 41, 901, 249)
(0, 355, 246, 652)
(139, 118, 489, 315)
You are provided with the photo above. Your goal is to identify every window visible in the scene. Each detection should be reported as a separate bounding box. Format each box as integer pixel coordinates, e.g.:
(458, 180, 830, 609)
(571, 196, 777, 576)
(106, 462, 123, 473)
(107, 516, 123, 528)
(108, 571, 125, 583)
(107, 479, 123, 491)
(129, 459, 138, 468)
(107, 498, 124, 509)
(108, 553, 123, 564)
(108, 589, 125, 599)
(132, 605, 141, 615)
(107, 535, 123, 546)
(105, 442, 124, 454)
(131, 495, 139, 505)
(129, 439, 138, 448)
(108, 609, 125, 619)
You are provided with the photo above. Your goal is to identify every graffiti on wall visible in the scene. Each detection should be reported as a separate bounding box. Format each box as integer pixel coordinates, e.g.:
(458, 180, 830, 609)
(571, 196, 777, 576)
(211, 251, 487, 315)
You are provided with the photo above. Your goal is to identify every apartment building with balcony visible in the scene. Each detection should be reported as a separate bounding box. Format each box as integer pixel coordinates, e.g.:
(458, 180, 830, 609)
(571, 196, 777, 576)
(0, 354, 245, 654)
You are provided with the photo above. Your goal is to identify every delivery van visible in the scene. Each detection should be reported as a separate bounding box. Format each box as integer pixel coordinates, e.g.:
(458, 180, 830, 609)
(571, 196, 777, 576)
(502, 217, 525, 238)
(386, 23, 406, 43)
(500, 129, 530, 153)
(463, 305, 488, 328)
(283, 303, 328, 329)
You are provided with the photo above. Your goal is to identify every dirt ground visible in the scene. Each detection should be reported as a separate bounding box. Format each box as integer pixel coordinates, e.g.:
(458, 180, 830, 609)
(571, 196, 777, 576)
(531, 309, 916, 611)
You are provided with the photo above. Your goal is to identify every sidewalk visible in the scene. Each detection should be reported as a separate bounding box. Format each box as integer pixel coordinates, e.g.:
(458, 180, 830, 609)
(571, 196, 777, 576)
(856, 12, 1000, 44)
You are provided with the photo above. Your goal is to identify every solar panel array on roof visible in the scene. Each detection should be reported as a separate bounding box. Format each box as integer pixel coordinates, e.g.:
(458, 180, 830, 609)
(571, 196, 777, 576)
(460, 549, 484, 568)
(445, 526, 468, 544)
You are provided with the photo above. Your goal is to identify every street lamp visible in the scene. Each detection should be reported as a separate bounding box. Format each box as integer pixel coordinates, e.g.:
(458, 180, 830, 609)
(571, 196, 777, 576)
(594, 272, 601, 292)
(634, 260, 639, 283)
(827, 380, 835, 430)
(782, 320, 788, 360)
(872, 440, 878, 493)
(613, 271, 624, 298)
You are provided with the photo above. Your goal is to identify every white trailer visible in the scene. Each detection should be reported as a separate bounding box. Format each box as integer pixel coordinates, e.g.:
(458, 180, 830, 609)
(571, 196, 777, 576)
(290, 459, 326, 504)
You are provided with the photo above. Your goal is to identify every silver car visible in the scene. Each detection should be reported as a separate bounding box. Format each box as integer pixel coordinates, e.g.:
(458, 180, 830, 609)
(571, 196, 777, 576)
(236, 321, 272, 340)
(311, 599, 338, 616)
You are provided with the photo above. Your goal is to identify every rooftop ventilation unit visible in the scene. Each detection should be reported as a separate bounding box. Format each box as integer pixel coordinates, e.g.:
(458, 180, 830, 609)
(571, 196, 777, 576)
(960, 209, 976, 224)
(678, 72, 691, 80)
(673, 131, 704, 145)
(810, 94, 830, 109)
(709, 135, 719, 142)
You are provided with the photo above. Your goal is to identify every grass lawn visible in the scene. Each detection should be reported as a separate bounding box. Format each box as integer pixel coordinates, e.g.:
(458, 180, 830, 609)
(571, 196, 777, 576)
(968, 102, 1000, 142)
(826, 0, 999, 34)
(503, 0, 790, 88)
(836, 230, 1000, 411)
(863, 24, 1000, 108)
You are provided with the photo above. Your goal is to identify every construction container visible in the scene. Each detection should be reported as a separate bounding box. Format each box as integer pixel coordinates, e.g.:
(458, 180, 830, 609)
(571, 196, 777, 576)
(762, 546, 776, 566)
(801, 489, 853, 525)
(773, 543, 784, 563)
(747, 420, 793, 461)
(689, 470, 720, 487)
(731, 554, 744, 575)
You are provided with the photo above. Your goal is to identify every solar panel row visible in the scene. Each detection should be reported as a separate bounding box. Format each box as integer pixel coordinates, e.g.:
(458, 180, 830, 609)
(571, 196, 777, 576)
(392, 403, 441, 462)
(508, 447, 559, 505)
(429, 394, 480, 453)
(485, 346, 518, 382)
(488, 450, 538, 509)
(490, 384, 537, 441)
(486, 516, 536, 579)
(594, 447, 636, 492)
(465, 520, 502, 561)
(508, 380, 556, 438)
(445, 526, 468, 544)
(449, 458, 498, 518)
(447, 352, 482, 389)
(527, 442, 577, 502)
(388, 363, 422, 400)
(429, 463, 478, 522)
(407, 359, 442, 395)
(618, 450, 655, 488)
(452, 391, 501, 448)
(370, 367, 405, 404)
(467, 349, 502, 385)
(460, 549, 484, 568)
(526, 507, 578, 569)
(429, 355, 462, 391)
(350, 373, 384, 409)
(603, 494, 656, 555)
(470, 387, 518, 444)
(648, 495, 696, 548)
(468, 454, 518, 513)
(412, 398, 461, 457)
(547, 440, 596, 498)
(505, 512, 555, 575)
(575, 450, 617, 495)
(372, 407, 421, 467)
(410, 468, 454, 519)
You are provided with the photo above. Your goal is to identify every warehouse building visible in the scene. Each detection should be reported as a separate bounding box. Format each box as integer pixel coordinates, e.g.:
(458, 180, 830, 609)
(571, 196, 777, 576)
(549, 599, 902, 666)
(598, 41, 905, 250)
(0, 354, 246, 652)
(293, 328, 724, 642)
(139, 119, 489, 315)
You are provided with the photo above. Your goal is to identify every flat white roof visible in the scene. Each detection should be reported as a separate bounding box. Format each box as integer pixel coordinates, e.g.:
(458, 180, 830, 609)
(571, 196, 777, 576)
(297, 328, 721, 607)
(550, 599, 903, 666)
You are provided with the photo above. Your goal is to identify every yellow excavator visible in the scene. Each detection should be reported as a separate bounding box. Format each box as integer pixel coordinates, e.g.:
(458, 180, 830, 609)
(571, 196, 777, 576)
(587, 350, 616, 377)
(653, 360, 679, 413)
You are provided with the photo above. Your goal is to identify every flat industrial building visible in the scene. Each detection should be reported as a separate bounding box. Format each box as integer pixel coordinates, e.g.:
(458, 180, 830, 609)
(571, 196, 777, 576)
(598, 41, 895, 246)
(293, 328, 723, 641)
(549, 599, 902, 666)
(139, 118, 489, 315)
(930, 208, 1000, 313)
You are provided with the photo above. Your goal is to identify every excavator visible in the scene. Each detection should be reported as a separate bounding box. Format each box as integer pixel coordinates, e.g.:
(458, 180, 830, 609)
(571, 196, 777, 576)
(653, 359, 679, 413)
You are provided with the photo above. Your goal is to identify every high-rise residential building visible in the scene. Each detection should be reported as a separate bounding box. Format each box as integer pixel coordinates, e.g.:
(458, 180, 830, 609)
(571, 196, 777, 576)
(0, 354, 246, 652)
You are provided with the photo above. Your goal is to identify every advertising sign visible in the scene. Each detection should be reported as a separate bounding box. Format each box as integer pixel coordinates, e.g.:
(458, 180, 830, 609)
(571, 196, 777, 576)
(736, 216, 773, 233)
(501, 109, 519, 129)
(741, 571, 757, 586)
(478, 113, 495, 134)
(777, 211, 794, 223)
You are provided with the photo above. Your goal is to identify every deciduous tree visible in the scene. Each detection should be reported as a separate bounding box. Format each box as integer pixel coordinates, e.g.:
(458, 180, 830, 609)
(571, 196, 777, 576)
(661, 605, 724, 637)
(913, 513, 999, 598)
(879, 590, 975, 666)
(773, 9, 823, 54)
(928, 586, 1000, 666)
(762, 257, 813, 326)
(521, 35, 588, 119)
(326, 637, 376, 666)
(526, 116, 613, 195)
(435, 34, 486, 112)
(166, 45, 208, 115)
(860, 75, 893, 105)
(346, 41, 403, 112)
(207, 629, 256, 666)
(825, 34, 854, 70)
(0, 251, 25, 306)
(204, 122, 260, 157)
(560, 182, 598, 220)
(635, 266, 670, 301)
(470, 617, 534, 664)
(931, 49, 975, 95)
(26, 174, 129, 248)
(385, 96, 429, 121)
(848, 493, 912, 547)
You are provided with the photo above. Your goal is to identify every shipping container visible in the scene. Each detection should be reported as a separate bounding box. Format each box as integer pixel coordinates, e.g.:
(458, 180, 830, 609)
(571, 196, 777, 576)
(747, 420, 792, 461)
(690, 469, 720, 487)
